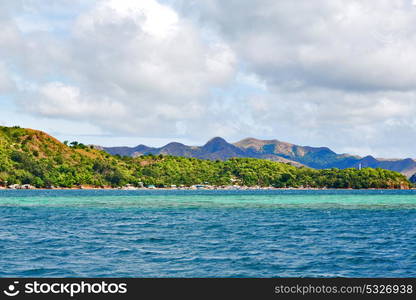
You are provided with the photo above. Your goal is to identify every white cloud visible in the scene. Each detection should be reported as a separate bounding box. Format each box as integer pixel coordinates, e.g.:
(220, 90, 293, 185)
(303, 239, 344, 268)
(32, 82, 127, 118)
(102, 0, 180, 38)
(169, 0, 416, 157)
(243, 88, 416, 157)
(179, 0, 416, 92)
(9, 0, 236, 136)
(1, 0, 416, 157)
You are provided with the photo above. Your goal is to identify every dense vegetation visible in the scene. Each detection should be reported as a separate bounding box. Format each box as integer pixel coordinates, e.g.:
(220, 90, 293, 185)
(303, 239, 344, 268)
(0, 126, 411, 189)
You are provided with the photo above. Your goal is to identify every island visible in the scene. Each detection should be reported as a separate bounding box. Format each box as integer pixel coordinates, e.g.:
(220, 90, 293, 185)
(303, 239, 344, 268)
(0, 126, 411, 190)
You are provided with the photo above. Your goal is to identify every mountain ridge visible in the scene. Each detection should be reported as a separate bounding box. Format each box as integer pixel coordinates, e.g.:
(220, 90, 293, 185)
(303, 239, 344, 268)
(103, 137, 416, 177)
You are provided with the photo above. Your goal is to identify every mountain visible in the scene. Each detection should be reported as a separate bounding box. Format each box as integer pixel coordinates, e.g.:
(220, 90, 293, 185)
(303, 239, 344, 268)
(234, 138, 360, 169)
(410, 173, 416, 184)
(104, 137, 306, 167)
(103, 137, 416, 177)
(103, 144, 154, 157)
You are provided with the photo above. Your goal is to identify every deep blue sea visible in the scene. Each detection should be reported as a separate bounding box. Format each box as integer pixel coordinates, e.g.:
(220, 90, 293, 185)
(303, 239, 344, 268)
(0, 189, 416, 277)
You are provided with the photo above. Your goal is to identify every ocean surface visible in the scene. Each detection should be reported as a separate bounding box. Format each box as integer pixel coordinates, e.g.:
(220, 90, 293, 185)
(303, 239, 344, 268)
(0, 189, 416, 277)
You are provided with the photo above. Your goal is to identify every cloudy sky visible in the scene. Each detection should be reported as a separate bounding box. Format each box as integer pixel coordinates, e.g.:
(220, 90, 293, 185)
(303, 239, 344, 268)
(1, 0, 416, 158)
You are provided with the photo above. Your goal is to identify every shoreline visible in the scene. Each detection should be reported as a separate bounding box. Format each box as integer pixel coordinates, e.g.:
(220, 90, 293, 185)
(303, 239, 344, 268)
(0, 186, 414, 191)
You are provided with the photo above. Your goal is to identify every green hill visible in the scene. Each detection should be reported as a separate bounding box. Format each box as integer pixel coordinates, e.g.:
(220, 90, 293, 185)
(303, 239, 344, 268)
(0, 126, 131, 188)
(0, 126, 411, 189)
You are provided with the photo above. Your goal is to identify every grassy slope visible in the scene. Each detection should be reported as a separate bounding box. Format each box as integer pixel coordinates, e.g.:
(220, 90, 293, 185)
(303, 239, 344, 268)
(0, 126, 131, 187)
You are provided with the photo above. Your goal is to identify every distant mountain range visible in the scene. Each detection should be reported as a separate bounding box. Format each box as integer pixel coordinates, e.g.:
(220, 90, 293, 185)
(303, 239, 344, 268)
(103, 137, 416, 178)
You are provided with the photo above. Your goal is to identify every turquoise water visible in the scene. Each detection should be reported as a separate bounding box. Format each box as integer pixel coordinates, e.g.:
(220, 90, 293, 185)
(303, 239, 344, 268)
(0, 189, 416, 277)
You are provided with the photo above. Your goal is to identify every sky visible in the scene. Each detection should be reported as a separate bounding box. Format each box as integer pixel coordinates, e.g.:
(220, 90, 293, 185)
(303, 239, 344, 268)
(0, 0, 416, 158)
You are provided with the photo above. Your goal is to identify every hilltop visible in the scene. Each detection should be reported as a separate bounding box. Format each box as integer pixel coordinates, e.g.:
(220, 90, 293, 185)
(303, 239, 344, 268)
(104, 137, 416, 178)
(0, 126, 131, 187)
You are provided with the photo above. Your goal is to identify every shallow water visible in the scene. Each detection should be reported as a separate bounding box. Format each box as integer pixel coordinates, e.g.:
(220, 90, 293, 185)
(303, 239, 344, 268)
(0, 189, 415, 277)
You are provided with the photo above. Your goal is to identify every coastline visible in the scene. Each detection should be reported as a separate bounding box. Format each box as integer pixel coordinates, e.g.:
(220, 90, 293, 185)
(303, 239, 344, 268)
(0, 186, 414, 191)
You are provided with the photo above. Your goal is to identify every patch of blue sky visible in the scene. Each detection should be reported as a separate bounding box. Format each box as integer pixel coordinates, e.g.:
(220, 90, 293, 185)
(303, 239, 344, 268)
(13, 1, 95, 38)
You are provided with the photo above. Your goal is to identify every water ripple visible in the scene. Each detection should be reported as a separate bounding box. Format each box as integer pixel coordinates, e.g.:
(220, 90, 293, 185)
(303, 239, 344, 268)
(0, 190, 415, 277)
